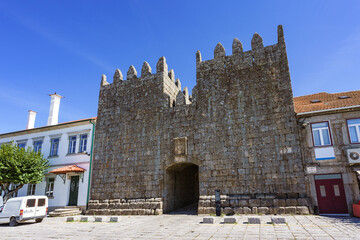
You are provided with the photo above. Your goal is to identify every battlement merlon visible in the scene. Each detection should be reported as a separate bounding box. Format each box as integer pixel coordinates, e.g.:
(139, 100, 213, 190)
(196, 25, 287, 71)
(98, 56, 191, 109)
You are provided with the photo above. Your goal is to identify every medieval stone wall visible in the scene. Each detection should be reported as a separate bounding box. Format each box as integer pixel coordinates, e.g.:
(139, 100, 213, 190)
(88, 25, 310, 215)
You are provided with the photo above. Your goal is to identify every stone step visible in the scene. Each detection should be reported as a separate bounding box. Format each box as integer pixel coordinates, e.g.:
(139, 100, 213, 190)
(49, 207, 82, 217)
(49, 210, 82, 217)
(53, 208, 80, 212)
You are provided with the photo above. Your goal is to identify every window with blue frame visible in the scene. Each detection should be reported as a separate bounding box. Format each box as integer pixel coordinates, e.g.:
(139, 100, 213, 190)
(347, 118, 360, 144)
(27, 184, 36, 195)
(45, 178, 54, 197)
(17, 142, 26, 149)
(50, 138, 59, 156)
(311, 122, 332, 147)
(79, 134, 88, 152)
(68, 136, 77, 154)
(33, 140, 43, 153)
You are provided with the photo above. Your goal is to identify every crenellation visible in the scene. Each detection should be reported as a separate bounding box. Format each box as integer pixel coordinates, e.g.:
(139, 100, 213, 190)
(232, 38, 243, 55)
(141, 61, 152, 77)
(168, 69, 175, 81)
(277, 25, 284, 44)
(214, 42, 226, 59)
(175, 91, 186, 106)
(156, 56, 168, 73)
(183, 87, 191, 105)
(196, 50, 202, 64)
(127, 65, 138, 80)
(175, 78, 181, 91)
(251, 33, 264, 50)
(101, 74, 109, 86)
(198, 46, 283, 73)
(113, 69, 123, 83)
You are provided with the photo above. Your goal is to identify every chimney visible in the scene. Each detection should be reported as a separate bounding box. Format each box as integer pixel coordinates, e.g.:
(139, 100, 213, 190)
(47, 93, 64, 126)
(26, 110, 37, 129)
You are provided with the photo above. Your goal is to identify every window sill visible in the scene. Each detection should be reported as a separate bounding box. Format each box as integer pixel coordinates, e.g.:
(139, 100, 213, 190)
(48, 155, 59, 158)
(66, 152, 89, 156)
(47, 196, 54, 199)
(313, 145, 333, 148)
(315, 158, 336, 161)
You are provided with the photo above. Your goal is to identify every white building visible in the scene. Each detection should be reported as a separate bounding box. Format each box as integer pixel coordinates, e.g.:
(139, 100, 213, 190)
(0, 93, 96, 211)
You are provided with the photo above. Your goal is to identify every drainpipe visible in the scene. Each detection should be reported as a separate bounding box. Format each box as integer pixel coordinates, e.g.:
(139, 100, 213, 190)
(86, 119, 96, 210)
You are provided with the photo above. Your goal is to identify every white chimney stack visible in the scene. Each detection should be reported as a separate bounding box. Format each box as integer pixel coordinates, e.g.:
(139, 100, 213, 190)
(26, 110, 37, 129)
(47, 93, 63, 126)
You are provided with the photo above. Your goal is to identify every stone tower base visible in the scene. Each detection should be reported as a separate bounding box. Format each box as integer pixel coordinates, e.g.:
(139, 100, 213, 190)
(87, 198, 163, 215)
(87, 194, 311, 215)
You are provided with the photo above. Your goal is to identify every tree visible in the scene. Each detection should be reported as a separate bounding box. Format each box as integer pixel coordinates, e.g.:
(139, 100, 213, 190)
(0, 142, 49, 203)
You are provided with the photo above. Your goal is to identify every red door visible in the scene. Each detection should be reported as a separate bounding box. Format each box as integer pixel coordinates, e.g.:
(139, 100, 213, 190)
(314, 174, 348, 214)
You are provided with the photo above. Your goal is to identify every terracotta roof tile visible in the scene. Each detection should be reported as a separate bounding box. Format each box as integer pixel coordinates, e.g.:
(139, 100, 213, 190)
(293, 90, 360, 113)
(49, 165, 86, 174)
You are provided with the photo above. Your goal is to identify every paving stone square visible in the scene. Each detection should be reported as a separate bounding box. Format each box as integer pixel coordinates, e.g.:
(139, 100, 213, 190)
(0, 215, 359, 239)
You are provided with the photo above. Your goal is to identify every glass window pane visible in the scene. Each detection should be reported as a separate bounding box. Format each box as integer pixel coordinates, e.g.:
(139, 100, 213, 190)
(322, 129, 331, 145)
(80, 134, 88, 152)
(68, 136, 76, 154)
(312, 122, 328, 129)
(333, 185, 340, 196)
(51, 138, 59, 155)
(38, 199, 46, 207)
(320, 185, 326, 197)
(26, 199, 36, 207)
(18, 143, 26, 149)
(313, 130, 321, 146)
(34, 140, 42, 153)
(348, 119, 360, 125)
(349, 126, 359, 143)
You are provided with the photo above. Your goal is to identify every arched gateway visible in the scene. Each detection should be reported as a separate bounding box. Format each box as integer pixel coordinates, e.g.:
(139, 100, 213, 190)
(164, 163, 199, 213)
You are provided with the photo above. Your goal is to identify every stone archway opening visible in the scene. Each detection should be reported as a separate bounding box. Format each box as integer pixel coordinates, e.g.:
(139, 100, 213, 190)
(164, 163, 199, 214)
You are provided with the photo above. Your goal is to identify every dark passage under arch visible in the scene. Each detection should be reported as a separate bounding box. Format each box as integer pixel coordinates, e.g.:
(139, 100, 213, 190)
(164, 163, 199, 214)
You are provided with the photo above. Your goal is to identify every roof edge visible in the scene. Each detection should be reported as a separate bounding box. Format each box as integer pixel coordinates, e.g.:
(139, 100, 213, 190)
(296, 105, 360, 116)
(0, 117, 96, 138)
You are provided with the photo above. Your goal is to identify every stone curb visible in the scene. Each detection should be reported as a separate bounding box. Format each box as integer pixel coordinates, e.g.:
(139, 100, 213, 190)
(198, 216, 290, 225)
(66, 216, 120, 223)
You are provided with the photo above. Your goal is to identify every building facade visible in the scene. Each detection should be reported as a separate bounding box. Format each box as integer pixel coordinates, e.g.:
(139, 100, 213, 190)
(0, 94, 96, 211)
(295, 91, 360, 215)
(87, 25, 311, 215)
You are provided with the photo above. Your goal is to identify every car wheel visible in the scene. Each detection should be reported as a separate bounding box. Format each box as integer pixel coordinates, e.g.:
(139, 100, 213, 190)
(35, 218, 43, 223)
(9, 217, 18, 227)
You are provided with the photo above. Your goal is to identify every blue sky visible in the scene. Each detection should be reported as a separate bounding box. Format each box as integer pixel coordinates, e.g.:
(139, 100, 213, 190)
(0, 0, 359, 133)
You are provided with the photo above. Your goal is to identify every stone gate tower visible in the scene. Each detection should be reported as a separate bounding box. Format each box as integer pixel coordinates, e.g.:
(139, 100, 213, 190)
(88, 25, 310, 215)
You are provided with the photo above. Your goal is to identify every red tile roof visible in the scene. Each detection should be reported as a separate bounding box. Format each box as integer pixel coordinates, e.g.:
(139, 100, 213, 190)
(293, 91, 360, 114)
(49, 165, 86, 174)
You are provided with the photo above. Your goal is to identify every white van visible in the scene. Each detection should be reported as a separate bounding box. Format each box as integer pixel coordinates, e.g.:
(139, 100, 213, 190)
(0, 196, 48, 226)
(0, 195, 3, 212)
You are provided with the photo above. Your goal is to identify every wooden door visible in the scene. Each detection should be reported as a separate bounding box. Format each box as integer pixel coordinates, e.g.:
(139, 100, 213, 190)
(68, 176, 79, 206)
(315, 174, 348, 214)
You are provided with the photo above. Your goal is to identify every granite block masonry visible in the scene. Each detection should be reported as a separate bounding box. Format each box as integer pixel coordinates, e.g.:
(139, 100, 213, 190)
(87, 25, 310, 215)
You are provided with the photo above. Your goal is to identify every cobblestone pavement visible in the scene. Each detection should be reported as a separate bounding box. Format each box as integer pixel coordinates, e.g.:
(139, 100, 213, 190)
(1, 215, 360, 239)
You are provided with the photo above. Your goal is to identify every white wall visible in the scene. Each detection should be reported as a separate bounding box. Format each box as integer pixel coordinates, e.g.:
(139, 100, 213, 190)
(0, 121, 94, 208)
